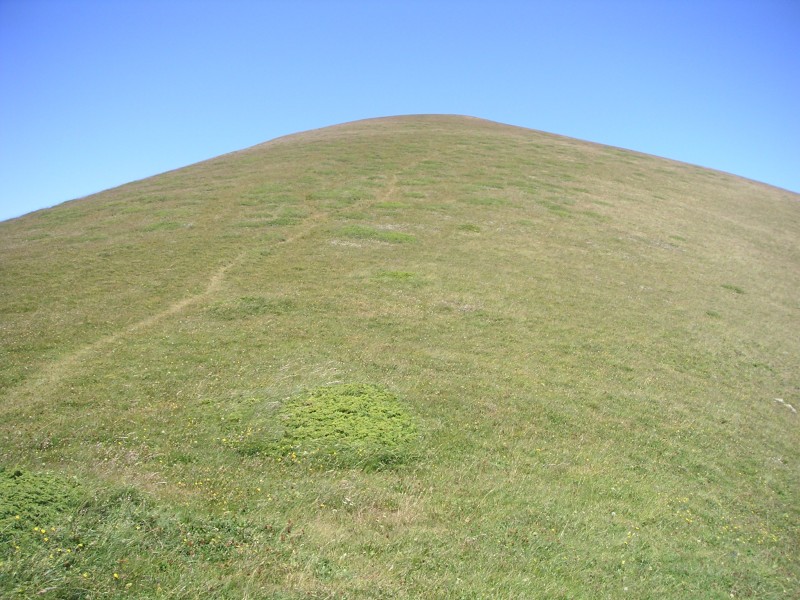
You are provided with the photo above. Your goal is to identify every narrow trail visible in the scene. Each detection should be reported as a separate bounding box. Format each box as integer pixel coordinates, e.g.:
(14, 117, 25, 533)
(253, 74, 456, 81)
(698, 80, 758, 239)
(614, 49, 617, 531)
(5, 161, 417, 412)
(5, 210, 329, 410)
(383, 173, 399, 201)
(6, 252, 246, 408)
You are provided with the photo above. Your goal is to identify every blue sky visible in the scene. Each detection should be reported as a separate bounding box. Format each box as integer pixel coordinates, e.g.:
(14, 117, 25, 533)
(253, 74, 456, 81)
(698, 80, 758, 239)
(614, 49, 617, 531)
(1, 0, 798, 222)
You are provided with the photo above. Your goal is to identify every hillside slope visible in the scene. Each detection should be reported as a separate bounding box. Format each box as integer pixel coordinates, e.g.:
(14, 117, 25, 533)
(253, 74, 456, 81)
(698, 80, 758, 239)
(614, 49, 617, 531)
(1, 115, 798, 598)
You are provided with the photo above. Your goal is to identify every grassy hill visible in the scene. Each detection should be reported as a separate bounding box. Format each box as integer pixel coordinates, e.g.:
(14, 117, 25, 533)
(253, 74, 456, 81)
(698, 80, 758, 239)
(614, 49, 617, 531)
(1, 115, 798, 598)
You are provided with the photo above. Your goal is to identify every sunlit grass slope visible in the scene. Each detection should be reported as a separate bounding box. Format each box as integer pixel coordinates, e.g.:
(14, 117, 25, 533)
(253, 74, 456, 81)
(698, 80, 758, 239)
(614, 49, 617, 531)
(1, 115, 798, 598)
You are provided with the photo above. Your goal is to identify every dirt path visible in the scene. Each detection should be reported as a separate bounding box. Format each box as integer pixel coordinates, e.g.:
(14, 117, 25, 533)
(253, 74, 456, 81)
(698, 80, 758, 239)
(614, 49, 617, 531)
(5, 165, 414, 410)
(5, 253, 244, 407)
(5, 210, 332, 409)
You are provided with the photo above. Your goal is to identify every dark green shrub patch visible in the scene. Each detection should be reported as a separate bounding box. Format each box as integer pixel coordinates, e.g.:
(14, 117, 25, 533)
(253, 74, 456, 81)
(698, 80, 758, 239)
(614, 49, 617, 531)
(277, 383, 419, 470)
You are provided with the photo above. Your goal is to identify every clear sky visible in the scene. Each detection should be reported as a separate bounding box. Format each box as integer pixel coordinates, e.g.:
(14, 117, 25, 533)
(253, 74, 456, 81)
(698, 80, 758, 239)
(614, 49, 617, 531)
(1, 0, 798, 222)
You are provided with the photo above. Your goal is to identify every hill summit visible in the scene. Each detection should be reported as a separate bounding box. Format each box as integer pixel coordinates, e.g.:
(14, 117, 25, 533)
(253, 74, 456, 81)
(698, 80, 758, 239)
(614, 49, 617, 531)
(1, 115, 798, 597)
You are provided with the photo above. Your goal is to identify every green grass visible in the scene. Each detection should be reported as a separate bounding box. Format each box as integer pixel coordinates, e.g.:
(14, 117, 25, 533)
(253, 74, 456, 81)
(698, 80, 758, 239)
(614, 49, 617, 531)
(1, 115, 798, 598)
(207, 296, 295, 320)
(338, 224, 416, 244)
(0, 467, 289, 597)
(274, 383, 418, 469)
(141, 221, 183, 232)
(721, 283, 746, 294)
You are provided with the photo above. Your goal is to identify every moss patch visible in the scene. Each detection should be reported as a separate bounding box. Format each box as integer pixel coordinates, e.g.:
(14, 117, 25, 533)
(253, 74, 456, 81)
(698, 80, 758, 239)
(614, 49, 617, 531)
(278, 384, 418, 470)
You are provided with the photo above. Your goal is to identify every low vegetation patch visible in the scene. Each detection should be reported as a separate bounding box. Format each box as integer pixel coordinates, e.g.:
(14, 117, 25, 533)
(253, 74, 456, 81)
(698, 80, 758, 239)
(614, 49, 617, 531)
(0, 467, 285, 597)
(0, 467, 81, 535)
(207, 296, 294, 320)
(264, 215, 303, 226)
(141, 221, 182, 232)
(722, 283, 745, 294)
(373, 269, 419, 284)
(338, 225, 415, 244)
(276, 383, 419, 470)
(373, 201, 410, 210)
(464, 196, 508, 206)
(539, 199, 572, 216)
